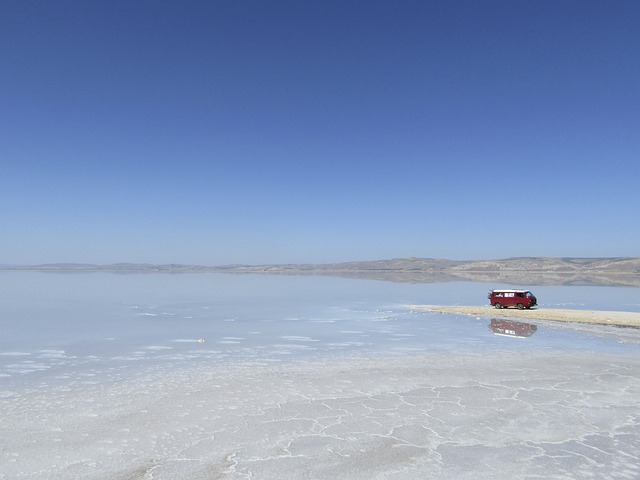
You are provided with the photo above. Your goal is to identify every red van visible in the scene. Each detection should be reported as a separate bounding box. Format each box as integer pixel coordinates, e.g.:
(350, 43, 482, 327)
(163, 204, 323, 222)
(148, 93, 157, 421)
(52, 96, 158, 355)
(488, 289, 537, 309)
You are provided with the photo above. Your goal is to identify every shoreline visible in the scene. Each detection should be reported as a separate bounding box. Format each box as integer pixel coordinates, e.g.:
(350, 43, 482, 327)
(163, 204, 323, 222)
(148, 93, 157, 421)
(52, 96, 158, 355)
(408, 305, 640, 328)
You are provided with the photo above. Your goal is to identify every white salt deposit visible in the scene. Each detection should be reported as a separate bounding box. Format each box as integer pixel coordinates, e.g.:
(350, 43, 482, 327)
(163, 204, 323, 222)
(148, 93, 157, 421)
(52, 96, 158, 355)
(2, 352, 639, 479)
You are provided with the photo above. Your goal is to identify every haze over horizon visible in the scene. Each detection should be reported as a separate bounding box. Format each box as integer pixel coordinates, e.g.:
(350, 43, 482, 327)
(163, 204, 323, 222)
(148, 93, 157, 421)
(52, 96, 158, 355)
(2, 1, 639, 265)
(4, 254, 640, 269)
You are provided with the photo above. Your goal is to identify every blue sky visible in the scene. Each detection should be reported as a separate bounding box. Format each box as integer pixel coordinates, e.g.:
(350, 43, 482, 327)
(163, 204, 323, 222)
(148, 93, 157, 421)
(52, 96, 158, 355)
(2, 1, 639, 265)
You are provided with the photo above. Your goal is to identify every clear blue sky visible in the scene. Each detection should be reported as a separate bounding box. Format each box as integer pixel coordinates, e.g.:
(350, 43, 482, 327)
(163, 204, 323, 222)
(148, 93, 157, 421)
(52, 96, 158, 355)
(2, 1, 639, 265)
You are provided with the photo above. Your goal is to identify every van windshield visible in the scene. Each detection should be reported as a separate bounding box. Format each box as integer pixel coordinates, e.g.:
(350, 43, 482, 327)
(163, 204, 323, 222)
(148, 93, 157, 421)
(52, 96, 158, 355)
(525, 291, 533, 297)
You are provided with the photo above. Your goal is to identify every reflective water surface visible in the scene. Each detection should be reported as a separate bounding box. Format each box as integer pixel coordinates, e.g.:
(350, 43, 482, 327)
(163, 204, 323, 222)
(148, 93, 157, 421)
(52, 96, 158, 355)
(2, 272, 640, 479)
(2, 272, 639, 384)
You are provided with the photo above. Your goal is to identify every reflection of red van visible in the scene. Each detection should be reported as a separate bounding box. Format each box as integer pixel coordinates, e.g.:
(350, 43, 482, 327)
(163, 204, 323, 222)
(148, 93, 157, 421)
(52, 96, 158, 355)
(490, 319, 537, 337)
(488, 289, 537, 309)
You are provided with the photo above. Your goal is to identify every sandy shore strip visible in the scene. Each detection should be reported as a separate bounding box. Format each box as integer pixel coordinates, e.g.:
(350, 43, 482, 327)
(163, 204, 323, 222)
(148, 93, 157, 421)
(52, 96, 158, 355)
(408, 305, 640, 328)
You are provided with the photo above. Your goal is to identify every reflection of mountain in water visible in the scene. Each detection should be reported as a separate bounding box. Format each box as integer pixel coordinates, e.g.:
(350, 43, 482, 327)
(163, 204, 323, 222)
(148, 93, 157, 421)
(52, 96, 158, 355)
(303, 270, 640, 287)
(212, 257, 640, 287)
(5, 257, 640, 288)
(490, 319, 537, 338)
(444, 271, 640, 288)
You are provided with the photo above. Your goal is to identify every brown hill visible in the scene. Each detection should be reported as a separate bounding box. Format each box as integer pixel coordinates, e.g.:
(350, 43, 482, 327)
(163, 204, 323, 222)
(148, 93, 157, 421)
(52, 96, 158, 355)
(4, 257, 640, 287)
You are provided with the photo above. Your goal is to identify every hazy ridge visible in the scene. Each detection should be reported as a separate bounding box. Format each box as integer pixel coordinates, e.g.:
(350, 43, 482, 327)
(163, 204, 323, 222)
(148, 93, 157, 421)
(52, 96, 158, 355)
(2, 257, 640, 287)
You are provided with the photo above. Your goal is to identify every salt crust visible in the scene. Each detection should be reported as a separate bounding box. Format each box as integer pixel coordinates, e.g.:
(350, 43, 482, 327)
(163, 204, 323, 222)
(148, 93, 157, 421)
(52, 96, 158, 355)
(1, 351, 639, 479)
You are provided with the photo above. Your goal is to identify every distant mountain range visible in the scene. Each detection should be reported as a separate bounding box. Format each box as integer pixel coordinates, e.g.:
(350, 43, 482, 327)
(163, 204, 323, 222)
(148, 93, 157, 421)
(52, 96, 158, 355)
(2, 257, 640, 287)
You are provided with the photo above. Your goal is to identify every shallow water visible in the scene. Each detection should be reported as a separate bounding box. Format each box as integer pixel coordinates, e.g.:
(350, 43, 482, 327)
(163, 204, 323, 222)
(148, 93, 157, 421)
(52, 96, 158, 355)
(2, 272, 639, 383)
(1, 272, 639, 479)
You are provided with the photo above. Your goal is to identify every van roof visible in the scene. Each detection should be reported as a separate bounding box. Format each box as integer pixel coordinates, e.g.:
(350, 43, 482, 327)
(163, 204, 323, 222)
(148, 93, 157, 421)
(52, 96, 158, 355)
(491, 289, 530, 293)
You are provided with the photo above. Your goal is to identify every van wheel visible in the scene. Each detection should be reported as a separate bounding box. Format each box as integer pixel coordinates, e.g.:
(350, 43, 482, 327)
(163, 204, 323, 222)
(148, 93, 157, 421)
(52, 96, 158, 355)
(494, 303, 502, 309)
(517, 303, 524, 310)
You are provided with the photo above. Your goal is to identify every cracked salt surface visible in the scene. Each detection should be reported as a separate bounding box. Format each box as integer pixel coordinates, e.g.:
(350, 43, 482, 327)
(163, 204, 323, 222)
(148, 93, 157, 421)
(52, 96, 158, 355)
(1, 272, 639, 479)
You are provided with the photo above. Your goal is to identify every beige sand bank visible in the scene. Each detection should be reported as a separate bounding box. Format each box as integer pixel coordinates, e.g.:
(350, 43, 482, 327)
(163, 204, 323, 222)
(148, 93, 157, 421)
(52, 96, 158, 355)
(409, 305, 640, 328)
